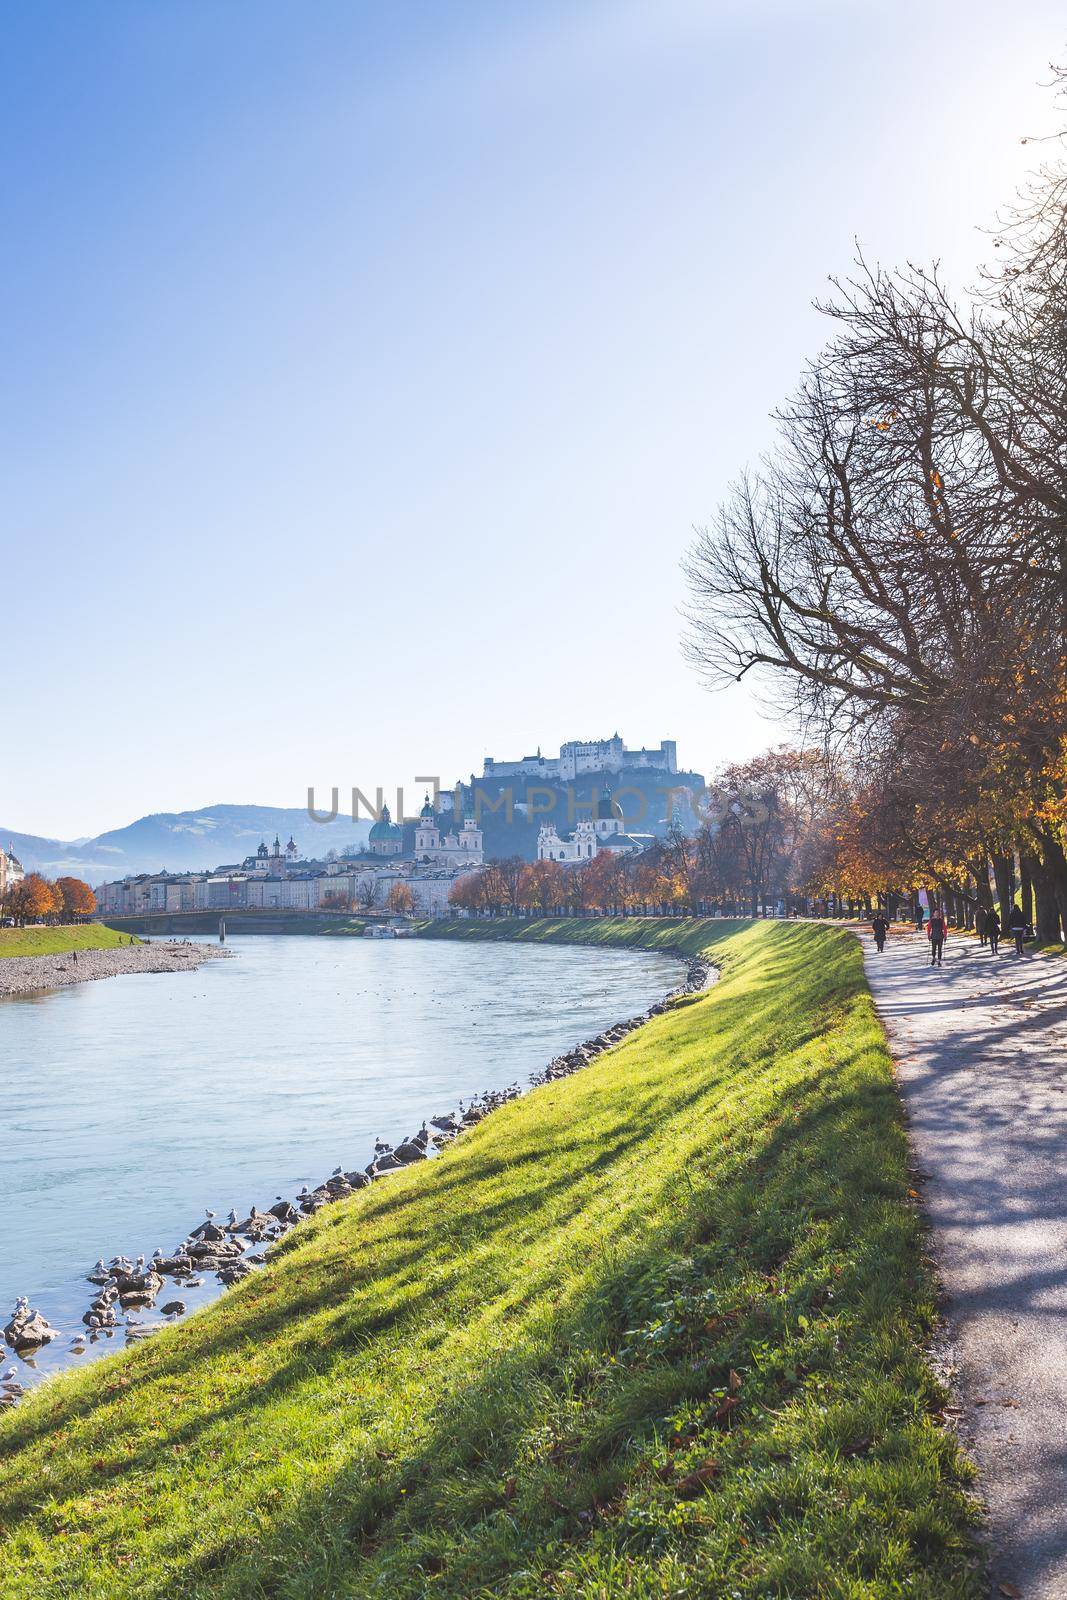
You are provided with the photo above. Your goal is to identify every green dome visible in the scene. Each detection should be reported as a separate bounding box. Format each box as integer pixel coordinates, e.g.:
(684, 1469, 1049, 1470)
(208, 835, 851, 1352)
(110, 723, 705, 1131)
(420, 793, 436, 821)
(369, 805, 402, 842)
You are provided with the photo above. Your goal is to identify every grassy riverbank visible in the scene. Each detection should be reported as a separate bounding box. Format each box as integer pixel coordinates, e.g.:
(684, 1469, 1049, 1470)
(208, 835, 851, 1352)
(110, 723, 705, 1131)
(0, 922, 135, 959)
(0, 920, 981, 1598)
(413, 913, 749, 955)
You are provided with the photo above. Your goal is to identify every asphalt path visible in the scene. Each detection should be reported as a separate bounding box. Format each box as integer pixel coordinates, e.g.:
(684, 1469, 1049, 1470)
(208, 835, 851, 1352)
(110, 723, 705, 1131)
(861, 926, 1067, 1598)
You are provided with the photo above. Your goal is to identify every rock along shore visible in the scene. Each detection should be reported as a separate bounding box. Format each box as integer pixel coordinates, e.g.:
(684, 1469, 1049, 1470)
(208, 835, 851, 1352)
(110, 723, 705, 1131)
(0, 941, 230, 1000)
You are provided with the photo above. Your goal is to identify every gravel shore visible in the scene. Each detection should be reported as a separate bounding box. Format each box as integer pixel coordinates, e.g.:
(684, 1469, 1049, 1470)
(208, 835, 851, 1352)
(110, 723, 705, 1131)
(0, 941, 230, 998)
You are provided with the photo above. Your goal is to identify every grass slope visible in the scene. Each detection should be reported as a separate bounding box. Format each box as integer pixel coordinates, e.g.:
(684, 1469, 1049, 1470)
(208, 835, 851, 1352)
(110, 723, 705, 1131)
(0, 922, 135, 959)
(413, 913, 750, 956)
(0, 921, 980, 1598)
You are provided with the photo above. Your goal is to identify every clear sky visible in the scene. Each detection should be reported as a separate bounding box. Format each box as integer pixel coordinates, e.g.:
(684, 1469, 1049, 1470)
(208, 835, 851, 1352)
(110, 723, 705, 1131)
(5, 0, 1065, 839)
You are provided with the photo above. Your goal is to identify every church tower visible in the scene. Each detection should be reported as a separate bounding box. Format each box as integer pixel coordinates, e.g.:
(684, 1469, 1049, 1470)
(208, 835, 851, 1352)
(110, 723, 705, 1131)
(415, 794, 440, 858)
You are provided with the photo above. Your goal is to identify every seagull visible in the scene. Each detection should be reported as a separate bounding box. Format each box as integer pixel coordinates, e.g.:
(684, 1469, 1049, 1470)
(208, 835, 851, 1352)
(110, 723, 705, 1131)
(136, 1255, 146, 1271)
(1, 1368, 16, 1382)
(93, 1258, 106, 1272)
(227, 1208, 238, 1226)
(152, 1248, 164, 1260)
(332, 1167, 344, 1178)
(205, 1209, 216, 1221)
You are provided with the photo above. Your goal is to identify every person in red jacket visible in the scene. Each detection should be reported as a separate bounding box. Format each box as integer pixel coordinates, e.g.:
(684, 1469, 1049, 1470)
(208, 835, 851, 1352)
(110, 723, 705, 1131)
(927, 907, 948, 966)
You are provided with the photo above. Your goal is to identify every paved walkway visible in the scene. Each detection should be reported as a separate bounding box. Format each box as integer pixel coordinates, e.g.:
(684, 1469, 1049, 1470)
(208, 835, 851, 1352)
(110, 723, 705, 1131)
(861, 927, 1067, 1598)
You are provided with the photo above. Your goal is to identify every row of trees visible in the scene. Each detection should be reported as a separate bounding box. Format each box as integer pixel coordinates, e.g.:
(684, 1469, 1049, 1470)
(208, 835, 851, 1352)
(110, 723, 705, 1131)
(1, 873, 96, 926)
(684, 71, 1067, 943)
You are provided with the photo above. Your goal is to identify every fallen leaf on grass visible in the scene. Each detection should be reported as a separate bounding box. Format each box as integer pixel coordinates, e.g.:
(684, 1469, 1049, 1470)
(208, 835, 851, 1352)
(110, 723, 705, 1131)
(998, 1582, 1022, 1597)
(676, 1459, 719, 1497)
(713, 1395, 740, 1426)
(841, 1437, 872, 1458)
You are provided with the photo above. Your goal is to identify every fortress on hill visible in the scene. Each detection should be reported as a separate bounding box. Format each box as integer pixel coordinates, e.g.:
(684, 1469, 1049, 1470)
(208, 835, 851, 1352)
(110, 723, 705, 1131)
(483, 734, 677, 783)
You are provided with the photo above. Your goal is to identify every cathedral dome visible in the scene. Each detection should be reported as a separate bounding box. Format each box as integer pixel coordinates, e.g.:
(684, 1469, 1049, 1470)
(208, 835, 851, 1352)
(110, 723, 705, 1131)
(420, 794, 436, 821)
(595, 786, 623, 820)
(368, 805, 402, 842)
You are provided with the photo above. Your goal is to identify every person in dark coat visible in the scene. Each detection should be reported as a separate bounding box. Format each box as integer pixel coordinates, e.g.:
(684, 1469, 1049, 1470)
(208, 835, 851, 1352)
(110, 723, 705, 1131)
(976, 906, 988, 947)
(1008, 904, 1028, 955)
(927, 907, 948, 966)
(870, 912, 890, 952)
(915, 903, 926, 934)
(985, 908, 1001, 955)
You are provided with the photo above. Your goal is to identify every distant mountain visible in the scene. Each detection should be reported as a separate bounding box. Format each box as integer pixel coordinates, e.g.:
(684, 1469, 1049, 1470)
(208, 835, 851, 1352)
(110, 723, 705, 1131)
(1, 805, 372, 883)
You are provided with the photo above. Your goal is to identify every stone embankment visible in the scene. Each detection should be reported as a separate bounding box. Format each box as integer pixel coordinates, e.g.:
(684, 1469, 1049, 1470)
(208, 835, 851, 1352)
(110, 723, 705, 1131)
(0, 941, 229, 999)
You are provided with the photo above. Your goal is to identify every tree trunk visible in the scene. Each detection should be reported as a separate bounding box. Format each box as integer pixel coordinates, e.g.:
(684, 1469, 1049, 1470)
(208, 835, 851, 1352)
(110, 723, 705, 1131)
(1019, 854, 1035, 932)
(1031, 852, 1063, 943)
(990, 852, 1015, 927)
(1046, 837, 1067, 945)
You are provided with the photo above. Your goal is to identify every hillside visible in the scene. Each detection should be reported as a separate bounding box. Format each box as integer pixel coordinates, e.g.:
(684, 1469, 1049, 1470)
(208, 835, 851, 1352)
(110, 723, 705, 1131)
(0, 806, 371, 882)
(0, 921, 980, 1598)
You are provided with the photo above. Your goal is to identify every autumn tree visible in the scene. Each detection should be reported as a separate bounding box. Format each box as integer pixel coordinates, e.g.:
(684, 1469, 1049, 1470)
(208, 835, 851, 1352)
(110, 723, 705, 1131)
(5, 873, 61, 925)
(519, 859, 565, 915)
(685, 81, 1067, 941)
(55, 877, 96, 922)
(386, 880, 415, 917)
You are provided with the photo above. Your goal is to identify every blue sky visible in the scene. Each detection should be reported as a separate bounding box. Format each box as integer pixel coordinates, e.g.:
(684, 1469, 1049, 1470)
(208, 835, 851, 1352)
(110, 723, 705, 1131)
(5, 0, 1065, 838)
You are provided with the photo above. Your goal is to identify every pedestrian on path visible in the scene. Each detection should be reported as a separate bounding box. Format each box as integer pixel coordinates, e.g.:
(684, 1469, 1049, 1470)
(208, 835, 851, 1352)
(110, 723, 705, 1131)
(927, 907, 947, 966)
(976, 905, 988, 946)
(1008, 904, 1028, 955)
(915, 902, 926, 934)
(871, 912, 889, 952)
(986, 908, 1001, 955)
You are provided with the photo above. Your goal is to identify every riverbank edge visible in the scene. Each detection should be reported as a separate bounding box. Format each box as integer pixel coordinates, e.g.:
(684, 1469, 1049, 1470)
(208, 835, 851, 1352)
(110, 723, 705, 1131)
(0, 922, 136, 960)
(412, 912, 751, 958)
(2, 930, 697, 1397)
(0, 941, 229, 1000)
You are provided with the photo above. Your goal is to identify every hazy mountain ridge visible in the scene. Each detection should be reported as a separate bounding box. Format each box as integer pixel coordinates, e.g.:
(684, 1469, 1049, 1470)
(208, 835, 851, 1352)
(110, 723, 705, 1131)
(1, 806, 371, 883)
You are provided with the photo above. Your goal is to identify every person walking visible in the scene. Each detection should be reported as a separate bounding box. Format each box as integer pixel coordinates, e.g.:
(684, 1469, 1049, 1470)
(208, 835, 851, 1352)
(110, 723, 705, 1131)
(927, 906, 947, 967)
(915, 902, 926, 935)
(871, 911, 890, 952)
(985, 908, 1001, 955)
(1008, 903, 1028, 955)
(976, 905, 988, 947)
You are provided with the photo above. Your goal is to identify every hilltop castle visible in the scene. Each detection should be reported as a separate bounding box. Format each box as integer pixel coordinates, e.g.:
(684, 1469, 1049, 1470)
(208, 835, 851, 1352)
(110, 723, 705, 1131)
(483, 734, 677, 783)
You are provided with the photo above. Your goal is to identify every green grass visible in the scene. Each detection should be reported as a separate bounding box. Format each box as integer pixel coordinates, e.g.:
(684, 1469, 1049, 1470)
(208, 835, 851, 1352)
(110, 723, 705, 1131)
(0, 922, 136, 958)
(413, 913, 752, 955)
(0, 921, 981, 1598)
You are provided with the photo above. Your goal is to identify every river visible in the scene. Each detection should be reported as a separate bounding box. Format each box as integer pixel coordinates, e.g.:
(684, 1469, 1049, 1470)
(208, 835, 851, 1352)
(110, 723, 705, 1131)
(1, 934, 680, 1387)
